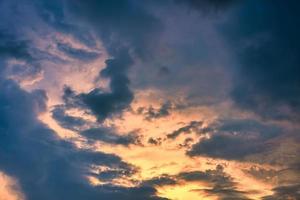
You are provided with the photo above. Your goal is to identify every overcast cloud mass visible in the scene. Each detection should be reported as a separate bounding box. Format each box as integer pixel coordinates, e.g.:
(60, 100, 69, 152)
(0, 0, 299, 199)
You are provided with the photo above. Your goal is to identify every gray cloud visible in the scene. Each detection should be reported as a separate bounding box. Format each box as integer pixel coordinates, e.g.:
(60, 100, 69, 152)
(51, 104, 142, 146)
(138, 101, 173, 121)
(0, 75, 166, 200)
(167, 121, 203, 139)
(179, 165, 252, 199)
(262, 184, 300, 200)
(222, 0, 300, 121)
(51, 105, 86, 131)
(187, 119, 282, 160)
(141, 175, 177, 187)
(56, 42, 100, 62)
(81, 128, 142, 146)
(143, 165, 252, 200)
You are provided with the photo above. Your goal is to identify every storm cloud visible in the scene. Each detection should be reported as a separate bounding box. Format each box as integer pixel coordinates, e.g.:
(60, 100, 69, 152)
(0, 0, 299, 199)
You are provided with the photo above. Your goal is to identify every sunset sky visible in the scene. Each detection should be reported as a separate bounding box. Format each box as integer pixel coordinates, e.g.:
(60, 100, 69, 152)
(0, 0, 299, 200)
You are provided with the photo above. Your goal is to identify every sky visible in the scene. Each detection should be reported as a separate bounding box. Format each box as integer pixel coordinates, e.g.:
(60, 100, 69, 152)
(0, 0, 299, 200)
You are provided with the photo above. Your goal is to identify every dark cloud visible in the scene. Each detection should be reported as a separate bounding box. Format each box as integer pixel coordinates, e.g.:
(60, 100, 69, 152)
(187, 119, 281, 160)
(148, 137, 163, 146)
(51, 104, 142, 146)
(1, 0, 299, 199)
(178, 165, 252, 199)
(178, 137, 194, 148)
(81, 128, 142, 146)
(58, 50, 134, 122)
(142, 175, 177, 187)
(0, 77, 165, 200)
(79, 49, 134, 121)
(139, 101, 173, 121)
(167, 121, 203, 139)
(223, 0, 300, 121)
(51, 105, 86, 131)
(0, 8, 165, 196)
(38, 0, 163, 122)
(34, 0, 98, 48)
(262, 184, 300, 200)
(188, 134, 262, 160)
(158, 66, 171, 76)
(140, 164, 252, 199)
(53, 0, 161, 122)
(56, 42, 100, 62)
(196, 187, 252, 200)
(243, 166, 278, 183)
(0, 30, 41, 82)
(0, 31, 31, 60)
(175, 0, 237, 13)
(66, 0, 162, 58)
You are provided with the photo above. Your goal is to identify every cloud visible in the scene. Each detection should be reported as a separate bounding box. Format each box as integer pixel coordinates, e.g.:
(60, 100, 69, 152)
(81, 128, 142, 146)
(35, 0, 163, 123)
(175, 0, 237, 13)
(79, 49, 134, 121)
(167, 121, 203, 139)
(55, 49, 134, 122)
(158, 165, 253, 199)
(56, 42, 100, 62)
(138, 101, 173, 121)
(0, 31, 31, 60)
(179, 165, 252, 199)
(0, 19, 164, 198)
(52, 103, 142, 146)
(224, 0, 300, 121)
(34, 0, 98, 48)
(51, 105, 86, 131)
(1, 0, 299, 199)
(0, 76, 165, 200)
(0, 30, 42, 84)
(141, 175, 177, 187)
(262, 184, 300, 200)
(187, 119, 281, 160)
(140, 165, 253, 199)
(148, 137, 163, 146)
(66, 0, 162, 58)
